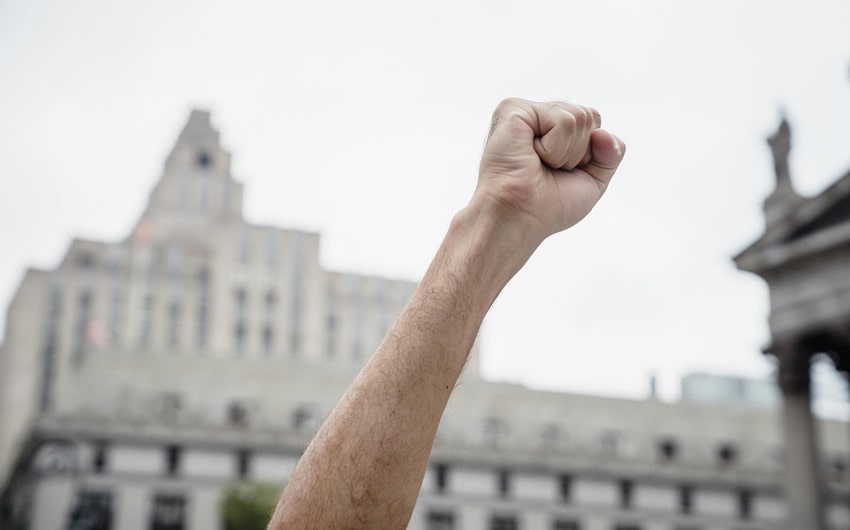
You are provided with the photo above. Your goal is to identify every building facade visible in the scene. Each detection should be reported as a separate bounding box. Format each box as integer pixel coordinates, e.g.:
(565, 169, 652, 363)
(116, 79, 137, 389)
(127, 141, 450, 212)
(1, 111, 848, 530)
(735, 116, 850, 529)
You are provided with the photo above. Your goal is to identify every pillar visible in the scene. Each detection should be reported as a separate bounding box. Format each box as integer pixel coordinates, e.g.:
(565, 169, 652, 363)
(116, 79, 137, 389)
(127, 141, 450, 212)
(777, 350, 825, 530)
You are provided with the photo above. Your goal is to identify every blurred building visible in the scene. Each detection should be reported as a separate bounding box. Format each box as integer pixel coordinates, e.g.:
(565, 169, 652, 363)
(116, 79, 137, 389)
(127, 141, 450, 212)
(681, 367, 850, 420)
(680, 373, 780, 409)
(736, 116, 850, 529)
(1, 111, 848, 530)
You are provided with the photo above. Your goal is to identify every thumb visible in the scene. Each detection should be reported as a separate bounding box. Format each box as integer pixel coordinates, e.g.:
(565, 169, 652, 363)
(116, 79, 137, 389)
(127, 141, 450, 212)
(582, 129, 626, 185)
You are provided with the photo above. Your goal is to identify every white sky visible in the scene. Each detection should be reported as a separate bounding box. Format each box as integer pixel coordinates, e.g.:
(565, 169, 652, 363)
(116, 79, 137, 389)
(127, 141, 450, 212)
(2, 0, 849, 403)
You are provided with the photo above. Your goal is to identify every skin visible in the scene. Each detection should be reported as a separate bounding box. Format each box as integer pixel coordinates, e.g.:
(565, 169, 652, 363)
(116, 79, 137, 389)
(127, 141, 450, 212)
(267, 98, 626, 529)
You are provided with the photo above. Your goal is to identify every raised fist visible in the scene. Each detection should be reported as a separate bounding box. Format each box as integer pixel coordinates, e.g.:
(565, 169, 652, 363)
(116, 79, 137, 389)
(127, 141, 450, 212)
(475, 98, 625, 243)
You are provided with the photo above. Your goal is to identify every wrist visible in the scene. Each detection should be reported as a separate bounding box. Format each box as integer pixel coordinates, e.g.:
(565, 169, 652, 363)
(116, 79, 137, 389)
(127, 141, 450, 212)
(441, 196, 542, 310)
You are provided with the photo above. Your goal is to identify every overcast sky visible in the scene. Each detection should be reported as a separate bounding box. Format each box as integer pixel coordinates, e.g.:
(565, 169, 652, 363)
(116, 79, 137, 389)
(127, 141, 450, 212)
(2, 0, 849, 405)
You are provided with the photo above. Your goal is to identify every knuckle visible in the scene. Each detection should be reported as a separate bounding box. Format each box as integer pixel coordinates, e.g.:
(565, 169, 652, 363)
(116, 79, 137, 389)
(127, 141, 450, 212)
(494, 97, 521, 116)
(560, 111, 577, 130)
(572, 110, 587, 128)
(496, 97, 518, 108)
(491, 98, 525, 135)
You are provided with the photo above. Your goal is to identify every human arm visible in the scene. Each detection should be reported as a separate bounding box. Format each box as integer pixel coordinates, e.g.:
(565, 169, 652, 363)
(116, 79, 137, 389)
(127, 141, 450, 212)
(267, 98, 626, 529)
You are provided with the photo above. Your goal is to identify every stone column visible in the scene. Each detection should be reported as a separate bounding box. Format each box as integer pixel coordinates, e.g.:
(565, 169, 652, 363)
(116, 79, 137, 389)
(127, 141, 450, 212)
(778, 350, 825, 530)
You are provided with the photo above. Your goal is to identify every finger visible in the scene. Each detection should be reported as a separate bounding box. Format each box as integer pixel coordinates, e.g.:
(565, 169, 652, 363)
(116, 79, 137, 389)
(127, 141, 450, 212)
(581, 129, 626, 187)
(532, 103, 591, 169)
(579, 107, 602, 166)
(532, 104, 575, 168)
(588, 107, 602, 130)
(551, 104, 598, 170)
(562, 106, 595, 170)
(551, 102, 601, 130)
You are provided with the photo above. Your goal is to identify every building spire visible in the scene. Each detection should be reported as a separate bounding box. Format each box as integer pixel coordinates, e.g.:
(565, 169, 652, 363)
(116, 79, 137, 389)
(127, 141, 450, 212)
(133, 109, 244, 243)
(175, 109, 220, 147)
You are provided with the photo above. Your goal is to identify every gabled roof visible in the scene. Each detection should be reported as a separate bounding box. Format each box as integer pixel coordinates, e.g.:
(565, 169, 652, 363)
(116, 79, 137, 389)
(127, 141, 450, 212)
(735, 169, 850, 275)
(784, 170, 850, 242)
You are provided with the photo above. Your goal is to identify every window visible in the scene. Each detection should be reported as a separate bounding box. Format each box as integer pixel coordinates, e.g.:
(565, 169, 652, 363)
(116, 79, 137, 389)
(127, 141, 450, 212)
(498, 469, 511, 499)
(92, 442, 107, 474)
(558, 474, 572, 503)
(166, 269, 184, 346)
(109, 289, 123, 344)
(150, 493, 186, 530)
(291, 331, 302, 358)
(40, 282, 62, 411)
(717, 443, 738, 466)
(325, 313, 337, 358)
(228, 401, 249, 428)
(541, 423, 560, 448)
(831, 457, 848, 480)
(738, 489, 752, 520)
(237, 449, 250, 479)
(262, 290, 276, 354)
(234, 322, 246, 354)
(77, 252, 96, 292)
(427, 511, 455, 530)
(168, 301, 182, 348)
(108, 246, 125, 343)
(293, 406, 314, 433)
(491, 515, 518, 530)
(263, 289, 277, 354)
(483, 417, 508, 448)
(197, 150, 212, 168)
(434, 463, 449, 494)
(264, 289, 276, 311)
(165, 446, 181, 476)
(376, 280, 391, 338)
(158, 392, 182, 423)
(262, 324, 274, 354)
(658, 438, 678, 462)
(233, 288, 247, 353)
(68, 490, 112, 530)
(350, 278, 362, 361)
(679, 485, 693, 515)
(75, 291, 93, 351)
(77, 252, 95, 269)
(552, 520, 579, 530)
(235, 288, 248, 317)
(139, 293, 153, 347)
(290, 232, 305, 357)
(619, 479, 633, 509)
(195, 269, 210, 349)
(599, 431, 620, 456)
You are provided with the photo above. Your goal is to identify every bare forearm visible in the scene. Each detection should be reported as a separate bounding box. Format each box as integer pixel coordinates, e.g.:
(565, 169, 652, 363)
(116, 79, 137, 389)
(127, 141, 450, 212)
(268, 202, 532, 529)
(267, 98, 625, 529)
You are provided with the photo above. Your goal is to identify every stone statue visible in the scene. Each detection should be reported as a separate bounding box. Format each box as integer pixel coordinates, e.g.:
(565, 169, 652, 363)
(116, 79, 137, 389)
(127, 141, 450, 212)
(767, 115, 792, 189)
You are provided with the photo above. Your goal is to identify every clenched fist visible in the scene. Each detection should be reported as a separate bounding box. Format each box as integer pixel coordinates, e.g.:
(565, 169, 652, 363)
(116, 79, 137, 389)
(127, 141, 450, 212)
(474, 98, 625, 244)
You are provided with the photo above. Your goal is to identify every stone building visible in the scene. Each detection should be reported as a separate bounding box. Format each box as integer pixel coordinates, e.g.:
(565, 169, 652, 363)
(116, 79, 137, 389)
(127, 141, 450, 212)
(735, 116, 850, 529)
(1, 111, 848, 530)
